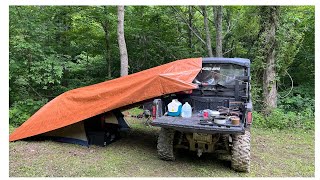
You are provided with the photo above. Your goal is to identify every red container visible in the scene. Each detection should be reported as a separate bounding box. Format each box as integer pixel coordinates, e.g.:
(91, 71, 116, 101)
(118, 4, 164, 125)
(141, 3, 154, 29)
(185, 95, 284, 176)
(203, 111, 209, 119)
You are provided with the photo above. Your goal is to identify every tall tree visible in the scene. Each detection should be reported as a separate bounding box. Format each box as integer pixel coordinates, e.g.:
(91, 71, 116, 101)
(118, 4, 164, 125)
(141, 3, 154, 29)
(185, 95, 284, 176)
(260, 6, 279, 114)
(201, 6, 213, 57)
(117, 6, 129, 76)
(102, 19, 112, 78)
(188, 6, 193, 50)
(214, 6, 223, 57)
(99, 7, 112, 78)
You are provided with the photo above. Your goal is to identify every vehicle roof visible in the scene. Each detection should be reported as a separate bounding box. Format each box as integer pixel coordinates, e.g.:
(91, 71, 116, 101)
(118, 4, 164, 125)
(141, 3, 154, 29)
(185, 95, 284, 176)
(202, 57, 251, 68)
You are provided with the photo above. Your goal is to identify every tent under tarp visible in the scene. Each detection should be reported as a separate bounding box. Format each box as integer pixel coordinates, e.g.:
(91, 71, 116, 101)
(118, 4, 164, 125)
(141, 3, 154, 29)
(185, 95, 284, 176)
(41, 121, 89, 146)
(9, 57, 202, 144)
(25, 110, 130, 146)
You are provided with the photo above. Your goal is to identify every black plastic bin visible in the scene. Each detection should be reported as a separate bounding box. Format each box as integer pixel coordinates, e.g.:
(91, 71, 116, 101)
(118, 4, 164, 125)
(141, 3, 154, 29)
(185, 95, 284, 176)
(87, 131, 106, 146)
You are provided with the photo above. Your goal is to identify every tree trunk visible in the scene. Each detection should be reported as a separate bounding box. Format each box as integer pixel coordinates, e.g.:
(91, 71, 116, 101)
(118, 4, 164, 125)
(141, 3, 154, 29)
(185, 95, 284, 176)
(117, 6, 128, 76)
(104, 21, 112, 78)
(214, 6, 223, 57)
(201, 6, 213, 57)
(101, 19, 112, 78)
(188, 6, 193, 50)
(261, 6, 278, 114)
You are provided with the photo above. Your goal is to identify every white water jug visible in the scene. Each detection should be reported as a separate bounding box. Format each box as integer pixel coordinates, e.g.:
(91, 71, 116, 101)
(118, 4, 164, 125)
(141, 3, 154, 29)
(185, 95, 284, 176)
(167, 99, 182, 116)
(181, 102, 192, 118)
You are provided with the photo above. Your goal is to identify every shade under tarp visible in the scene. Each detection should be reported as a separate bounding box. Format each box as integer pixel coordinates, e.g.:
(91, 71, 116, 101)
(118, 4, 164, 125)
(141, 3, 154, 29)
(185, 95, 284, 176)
(9, 58, 202, 142)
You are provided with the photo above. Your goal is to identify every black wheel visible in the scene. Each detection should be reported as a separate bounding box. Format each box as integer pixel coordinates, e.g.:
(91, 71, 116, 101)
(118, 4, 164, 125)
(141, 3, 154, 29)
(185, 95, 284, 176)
(157, 128, 176, 161)
(231, 130, 251, 172)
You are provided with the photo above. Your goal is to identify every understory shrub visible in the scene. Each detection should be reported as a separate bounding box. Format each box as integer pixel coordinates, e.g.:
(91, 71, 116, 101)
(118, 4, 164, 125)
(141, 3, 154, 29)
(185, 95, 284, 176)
(253, 84, 314, 130)
(253, 108, 314, 130)
(9, 98, 48, 127)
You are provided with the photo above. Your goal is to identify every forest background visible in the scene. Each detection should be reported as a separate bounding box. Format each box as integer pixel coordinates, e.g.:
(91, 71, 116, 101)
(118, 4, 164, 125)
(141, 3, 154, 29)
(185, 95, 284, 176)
(9, 6, 315, 130)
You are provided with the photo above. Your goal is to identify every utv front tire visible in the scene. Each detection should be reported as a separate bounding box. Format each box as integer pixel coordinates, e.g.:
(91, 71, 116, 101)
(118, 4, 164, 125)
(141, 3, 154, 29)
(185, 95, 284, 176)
(231, 131, 251, 172)
(157, 128, 175, 161)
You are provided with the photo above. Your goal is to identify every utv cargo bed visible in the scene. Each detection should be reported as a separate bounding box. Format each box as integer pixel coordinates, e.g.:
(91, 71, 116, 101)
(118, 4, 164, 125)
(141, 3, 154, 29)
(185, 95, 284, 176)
(151, 114, 245, 134)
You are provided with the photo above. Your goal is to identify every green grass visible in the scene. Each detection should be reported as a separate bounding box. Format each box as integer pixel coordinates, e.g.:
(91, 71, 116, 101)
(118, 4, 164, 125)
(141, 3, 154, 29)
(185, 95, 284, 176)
(9, 118, 314, 177)
(127, 107, 144, 116)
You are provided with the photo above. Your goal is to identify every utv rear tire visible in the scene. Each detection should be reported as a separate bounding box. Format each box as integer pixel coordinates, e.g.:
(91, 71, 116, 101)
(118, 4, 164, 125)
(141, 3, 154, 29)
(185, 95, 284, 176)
(231, 130, 251, 172)
(157, 128, 176, 161)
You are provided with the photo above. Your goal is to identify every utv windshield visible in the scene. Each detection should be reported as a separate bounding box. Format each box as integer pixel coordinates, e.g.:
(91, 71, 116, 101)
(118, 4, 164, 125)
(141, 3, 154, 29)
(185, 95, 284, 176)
(193, 64, 246, 86)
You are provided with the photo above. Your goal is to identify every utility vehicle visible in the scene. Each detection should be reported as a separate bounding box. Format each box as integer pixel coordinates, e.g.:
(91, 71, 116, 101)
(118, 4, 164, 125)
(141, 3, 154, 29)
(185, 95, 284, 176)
(149, 57, 252, 172)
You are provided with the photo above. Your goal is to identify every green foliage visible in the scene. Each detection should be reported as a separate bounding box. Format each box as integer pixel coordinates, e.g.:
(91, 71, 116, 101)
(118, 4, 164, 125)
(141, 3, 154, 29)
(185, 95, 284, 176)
(253, 108, 314, 130)
(9, 99, 48, 127)
(288, 7, 315, 87)
(62, 52, 111, 91)
(252, 111, 265, 127)
(278, 95, 314, 112)
(249, 6, 314, 112)
(29, 55, 64, 86)
(9, 6, 315, 130)
(278, 83, 314, 112)
(276, 7, 305, 77)
(9, 124, 16, 134)
(250, 81, 263, 110)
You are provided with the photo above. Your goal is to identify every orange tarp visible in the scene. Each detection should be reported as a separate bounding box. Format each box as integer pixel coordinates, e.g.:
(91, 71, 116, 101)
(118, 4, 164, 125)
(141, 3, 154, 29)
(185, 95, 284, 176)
(9, 58, 202, 141)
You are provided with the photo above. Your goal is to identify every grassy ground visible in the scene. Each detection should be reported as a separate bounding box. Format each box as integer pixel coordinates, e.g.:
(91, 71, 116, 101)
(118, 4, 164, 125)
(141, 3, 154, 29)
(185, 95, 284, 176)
(9, 118, 314, 177)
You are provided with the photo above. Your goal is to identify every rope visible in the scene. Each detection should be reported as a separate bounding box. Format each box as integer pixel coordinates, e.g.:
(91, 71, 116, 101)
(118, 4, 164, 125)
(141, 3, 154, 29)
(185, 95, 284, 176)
(278, 70, 294, 99)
